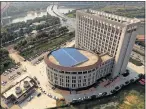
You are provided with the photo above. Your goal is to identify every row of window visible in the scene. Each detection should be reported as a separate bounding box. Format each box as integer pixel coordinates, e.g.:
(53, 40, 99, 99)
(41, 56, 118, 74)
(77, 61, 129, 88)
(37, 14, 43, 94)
(78, 19, 121, 34)
(48, 62, 111, 75)
(47, 65, 113, 88)
(77, 34, 120, 57)
(48, 63, 113, 82)
(78, 38, 118, 57)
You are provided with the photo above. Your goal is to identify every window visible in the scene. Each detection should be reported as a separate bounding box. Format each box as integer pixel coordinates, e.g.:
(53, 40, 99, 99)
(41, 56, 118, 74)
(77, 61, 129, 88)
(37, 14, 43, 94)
(72, 84, 76, 88)
(78, 84, 81, 87)
(65, 72, 70, 74)
(72, 76, 76, 79)
(72, 72, 77, 74)
(133, 29, 136, 31)
(72, 80, 76, 83)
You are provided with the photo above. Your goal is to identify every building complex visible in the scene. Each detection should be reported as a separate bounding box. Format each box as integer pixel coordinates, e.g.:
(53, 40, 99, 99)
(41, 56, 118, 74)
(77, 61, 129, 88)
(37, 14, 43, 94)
(44, 10, 140, 90)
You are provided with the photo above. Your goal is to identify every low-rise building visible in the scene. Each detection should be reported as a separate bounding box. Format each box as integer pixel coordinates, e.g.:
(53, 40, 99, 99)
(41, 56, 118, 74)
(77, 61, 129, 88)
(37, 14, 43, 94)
(2, 76, 36, 104)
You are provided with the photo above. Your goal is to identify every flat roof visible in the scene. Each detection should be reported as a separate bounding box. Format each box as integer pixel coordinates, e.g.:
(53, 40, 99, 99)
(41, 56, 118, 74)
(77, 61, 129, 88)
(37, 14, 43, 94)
(3, 76, 34, 99)
(48, 48, 99, 67)
(101, 54, 113, 62)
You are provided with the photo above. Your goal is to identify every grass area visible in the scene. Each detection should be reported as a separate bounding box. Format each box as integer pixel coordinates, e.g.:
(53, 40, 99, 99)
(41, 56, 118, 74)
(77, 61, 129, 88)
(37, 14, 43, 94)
(99, 6, 144, 18)
(65, 10, 76, 18)
(65, 6, 144, 19)
(67, 13, 76, 18)
(20, 33, 74, 59)
(58, 81, 144, 109)
(56, 100, 66, 107)
(129, 57, 143, 66)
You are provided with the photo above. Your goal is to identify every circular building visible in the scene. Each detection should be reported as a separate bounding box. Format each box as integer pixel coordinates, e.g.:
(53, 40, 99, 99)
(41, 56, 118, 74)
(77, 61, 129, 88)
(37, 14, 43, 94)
(44, 47, 113, 90)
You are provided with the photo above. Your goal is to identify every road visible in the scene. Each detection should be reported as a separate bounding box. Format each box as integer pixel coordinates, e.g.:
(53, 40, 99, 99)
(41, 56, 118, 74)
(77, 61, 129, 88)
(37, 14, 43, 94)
(47, 5, 75, 31)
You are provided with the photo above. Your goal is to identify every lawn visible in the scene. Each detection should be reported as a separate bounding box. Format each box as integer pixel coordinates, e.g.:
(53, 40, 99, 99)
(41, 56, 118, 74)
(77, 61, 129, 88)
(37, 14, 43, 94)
(67, 13, 75, 18)
(129, 57, 143, 66)
(56, 100, 67, 107)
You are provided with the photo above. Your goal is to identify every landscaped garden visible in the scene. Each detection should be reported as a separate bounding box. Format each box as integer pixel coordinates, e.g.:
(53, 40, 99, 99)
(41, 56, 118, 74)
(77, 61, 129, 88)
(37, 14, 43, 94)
(15, 31, 75, 59)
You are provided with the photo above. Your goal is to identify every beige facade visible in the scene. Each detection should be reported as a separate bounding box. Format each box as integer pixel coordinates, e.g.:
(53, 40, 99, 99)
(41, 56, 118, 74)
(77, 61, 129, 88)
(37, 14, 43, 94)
(75, 10, 141, 77)
(45, 48, 114, 90)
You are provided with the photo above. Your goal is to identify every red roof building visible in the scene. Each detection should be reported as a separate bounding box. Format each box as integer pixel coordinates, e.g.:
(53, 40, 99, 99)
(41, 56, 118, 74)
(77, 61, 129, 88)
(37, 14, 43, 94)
(137, 35, 145, 41)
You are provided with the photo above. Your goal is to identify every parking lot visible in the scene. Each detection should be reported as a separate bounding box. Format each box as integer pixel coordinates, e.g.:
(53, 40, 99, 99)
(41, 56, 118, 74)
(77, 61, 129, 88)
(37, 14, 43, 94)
(1, 66, 27, 92)
(19, 89, 56, 109)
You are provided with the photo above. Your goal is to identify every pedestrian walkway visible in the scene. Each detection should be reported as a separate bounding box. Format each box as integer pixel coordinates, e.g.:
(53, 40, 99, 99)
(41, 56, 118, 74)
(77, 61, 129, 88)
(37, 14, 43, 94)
(64, 70, 139, 103)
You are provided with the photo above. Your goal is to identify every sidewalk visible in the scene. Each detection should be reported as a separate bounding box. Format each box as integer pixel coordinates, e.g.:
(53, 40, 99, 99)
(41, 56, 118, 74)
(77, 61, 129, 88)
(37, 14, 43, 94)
(128, 62, 144, 74)
(64, 71, 139, 103)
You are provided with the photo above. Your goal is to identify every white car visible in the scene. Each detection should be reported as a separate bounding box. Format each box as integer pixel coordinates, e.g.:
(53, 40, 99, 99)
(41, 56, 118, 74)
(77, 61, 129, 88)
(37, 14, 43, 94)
(30, 96, 33, 99)
(3, 73, 7, 76)
(1, 81, 7, 86)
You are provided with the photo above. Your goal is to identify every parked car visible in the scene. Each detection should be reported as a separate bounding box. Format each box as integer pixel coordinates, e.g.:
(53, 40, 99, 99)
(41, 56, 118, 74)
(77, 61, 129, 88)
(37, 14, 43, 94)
(27, 97, 31, 101)
(37, 93, 41, 97)
(17, 72, 21, 75)
(47, 93, 52, 97)
(84, 96, 90, 99)
(52, 87, 55, 90)
(125, 81, 130, 85)
(102, 92, 107, 96)
(54, 96, 59, 100)
(115, 86, 120, 90)
(1, 81, 7, 85)
(91, 95, 96, 99)
(3, 73, 7, 76)
(111, 89, 116, 94)
(130, 79, 135, 83)
(120, 84, 124, 88)
(30, 95, 33, 99)
(98, 93, 102, 97)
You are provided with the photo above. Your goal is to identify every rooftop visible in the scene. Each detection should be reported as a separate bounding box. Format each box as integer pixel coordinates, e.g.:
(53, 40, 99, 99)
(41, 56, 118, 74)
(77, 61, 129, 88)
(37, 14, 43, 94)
(48, 48, 99, 67)
(101, 54, 113, 62)
(137, 35, 145, 41)
(77, 9, 140, 25)
(3, 76, 34, 99)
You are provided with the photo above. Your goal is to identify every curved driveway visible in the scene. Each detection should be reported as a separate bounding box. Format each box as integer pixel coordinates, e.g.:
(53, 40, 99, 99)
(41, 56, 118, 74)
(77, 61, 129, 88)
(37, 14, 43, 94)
(47, 5, 75, 31)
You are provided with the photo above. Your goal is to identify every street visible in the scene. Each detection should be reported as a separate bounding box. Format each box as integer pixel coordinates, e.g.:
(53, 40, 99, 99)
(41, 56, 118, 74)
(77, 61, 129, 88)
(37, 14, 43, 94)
(46, 5, 75, 32)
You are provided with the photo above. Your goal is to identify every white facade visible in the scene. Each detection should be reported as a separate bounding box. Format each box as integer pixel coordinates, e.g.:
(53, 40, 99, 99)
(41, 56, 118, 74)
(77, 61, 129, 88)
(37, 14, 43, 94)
(46, 58, 113, 89)
(75, 10, 141, 77)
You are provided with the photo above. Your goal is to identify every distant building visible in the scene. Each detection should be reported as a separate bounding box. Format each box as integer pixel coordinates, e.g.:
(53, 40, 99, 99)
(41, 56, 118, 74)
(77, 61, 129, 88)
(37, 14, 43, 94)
(75, 10, 141, 77)
(136, 35, 145, 42)
(2, 76, 36, 104)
